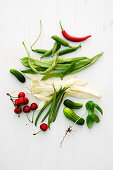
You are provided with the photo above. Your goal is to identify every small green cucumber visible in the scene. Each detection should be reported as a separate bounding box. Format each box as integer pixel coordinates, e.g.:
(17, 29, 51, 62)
(64, 99, 83, 109)
(10, 69, 26, 83)
(63, 107, 84, 125)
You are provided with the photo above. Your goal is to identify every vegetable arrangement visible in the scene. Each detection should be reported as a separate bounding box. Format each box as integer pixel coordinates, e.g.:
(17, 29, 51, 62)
(8, 20, 103, 145)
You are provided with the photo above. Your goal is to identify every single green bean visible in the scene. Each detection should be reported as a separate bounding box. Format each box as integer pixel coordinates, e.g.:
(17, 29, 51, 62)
(41, 106, 51, 122)
(48, 85, 57, 128)
(51, 35, 71, 47)
(53, 92, 65, 122)
(31, 20, 42, 49)
(61, 60, 76, 77)
(32, 49, 48, 54)
(51, 42, 58, 57)
(59, 44, 81, 56)
(21, 67, 47, 74)
(41, 49, 52, 58)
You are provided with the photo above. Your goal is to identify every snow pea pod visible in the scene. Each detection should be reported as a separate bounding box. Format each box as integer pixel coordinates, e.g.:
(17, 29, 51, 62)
(51, 35, 71, 47)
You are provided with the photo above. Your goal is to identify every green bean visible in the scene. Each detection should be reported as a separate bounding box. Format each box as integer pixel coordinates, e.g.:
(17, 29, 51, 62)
(51, 35, 71, 47)
(59, 44, 81, 56)
(31, 20, 42, 49)
(50, 90, 66, 123)
(41, 49, 52, 58)
(61, 60, 76, 77)
(35, 87, 62, 126)
(21, 67, 47, 74)
(41, 106, 51, 122)
(48, 85, 57, 128)
(32, 49, 48, 54)
(70, 52, 103, 75)
(53, 92, 65, 122)
(51, 42, 58, 57)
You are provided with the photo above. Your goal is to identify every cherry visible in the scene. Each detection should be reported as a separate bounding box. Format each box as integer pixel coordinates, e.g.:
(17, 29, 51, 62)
(24, 97, 29, 104)
(30, 103, 38, 110)
(18, 97, 25, 105)
(14, 99, 20, 106)
(18, 92, 25, 98)
(40, 123, 48, 131)
(14, 107, 22, 114)
(23, 106, 31, 113)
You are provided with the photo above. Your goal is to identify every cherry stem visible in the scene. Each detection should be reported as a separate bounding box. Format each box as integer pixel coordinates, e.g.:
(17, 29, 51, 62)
(33, 130, 41, 135)
(32, 111, 34, 123)
(26, 113, 32, 123)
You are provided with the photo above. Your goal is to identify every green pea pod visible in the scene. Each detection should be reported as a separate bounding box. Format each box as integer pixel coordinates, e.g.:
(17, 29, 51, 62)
(51, 35, 71, 47)
(86, 115, 94, 129)
(59, 44, 81, 56)
(32, 49, 48, 54)
(90, 113, 100, 123)
(94, 103, 103, 115)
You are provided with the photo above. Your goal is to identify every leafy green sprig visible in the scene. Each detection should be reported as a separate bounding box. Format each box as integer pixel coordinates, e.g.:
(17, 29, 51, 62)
(85, 101, 103, 129)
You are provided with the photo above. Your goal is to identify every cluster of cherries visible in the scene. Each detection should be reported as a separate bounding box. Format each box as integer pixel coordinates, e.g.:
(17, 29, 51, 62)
(7, 91, 48, 133)
(14, 92, 38, 114)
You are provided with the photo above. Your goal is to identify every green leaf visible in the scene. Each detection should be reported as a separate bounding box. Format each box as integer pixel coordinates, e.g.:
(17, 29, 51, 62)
(94, 103, 103, 115)
(86, 115, 94, 129)
(90, 113, 100, 123)
(85, 101, 94, 113)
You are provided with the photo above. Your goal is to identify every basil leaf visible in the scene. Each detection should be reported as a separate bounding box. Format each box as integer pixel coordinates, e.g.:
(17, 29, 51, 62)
(85, 101, 94, 113)
(86, 115, 94, 129)
(90, 113, 100, 123)
(94, 103, 103, 115)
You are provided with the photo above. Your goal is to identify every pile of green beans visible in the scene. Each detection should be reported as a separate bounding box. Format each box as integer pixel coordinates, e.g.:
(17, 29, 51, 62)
(35, 86, 68, 127)
(21, 53, 103, 79)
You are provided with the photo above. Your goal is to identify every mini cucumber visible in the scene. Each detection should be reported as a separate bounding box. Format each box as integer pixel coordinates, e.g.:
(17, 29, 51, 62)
(63, 107, 84, 125)
(64, 99, 83, 109)
(10, 69, 26, 83)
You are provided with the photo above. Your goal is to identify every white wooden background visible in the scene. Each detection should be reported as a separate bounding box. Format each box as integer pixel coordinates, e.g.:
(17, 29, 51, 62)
(0, 0, 113, 169)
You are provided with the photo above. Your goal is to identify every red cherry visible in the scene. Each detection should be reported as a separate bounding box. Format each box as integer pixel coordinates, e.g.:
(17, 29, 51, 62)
(40, 123, 48, 131)
(23, 106, 31, 113)
(14, 107, 22, 114)
(18, 92, 25, 98)
(30, 103, 38, 110)
(24, 97, 29, 104)
(14, 99, 20, 106)
(18, 97, 25, 105)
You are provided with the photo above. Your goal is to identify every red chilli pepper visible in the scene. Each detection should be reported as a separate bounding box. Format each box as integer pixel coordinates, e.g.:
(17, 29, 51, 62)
(60, 22, 91, 42)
